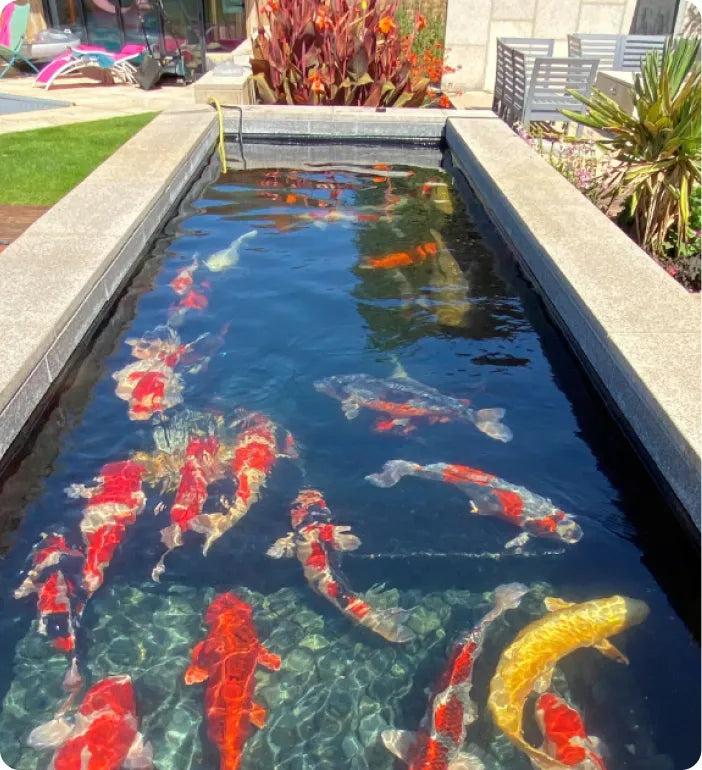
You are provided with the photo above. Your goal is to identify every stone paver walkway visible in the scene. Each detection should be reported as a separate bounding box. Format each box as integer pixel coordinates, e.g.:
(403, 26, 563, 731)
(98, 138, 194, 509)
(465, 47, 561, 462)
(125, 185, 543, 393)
(0, 205, 51, 246)
(0, 73, 196, 134)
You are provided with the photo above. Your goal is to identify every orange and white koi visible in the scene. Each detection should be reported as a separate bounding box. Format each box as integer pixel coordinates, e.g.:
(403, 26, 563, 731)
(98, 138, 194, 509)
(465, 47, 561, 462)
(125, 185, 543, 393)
(189, 411, 297, 555)
(535, 693, 607, 770)
(28, 675, 152, 770)
(315, 373, 512, 441)
(268, 489, 415, 643)
(382, 583, 528, 768)
(152, 435, 223, 581)
(367, 461, 582, 549)
(361, 242, 438, 270)
(488, 595, 649, 770)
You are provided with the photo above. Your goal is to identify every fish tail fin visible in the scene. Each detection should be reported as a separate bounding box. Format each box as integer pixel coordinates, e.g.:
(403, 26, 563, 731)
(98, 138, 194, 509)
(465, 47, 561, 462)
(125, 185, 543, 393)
(62, 658, 82, 693)
(472, 408, 513, 443)
(189, 513, 230, 554)
(362, 606, 416, 643)
(365, 460, 421, 488)
(514, 737, 569, 770)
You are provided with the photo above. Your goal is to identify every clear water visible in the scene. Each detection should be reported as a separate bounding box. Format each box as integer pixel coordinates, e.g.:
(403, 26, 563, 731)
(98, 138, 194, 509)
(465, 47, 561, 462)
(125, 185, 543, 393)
(0, 149, 698, 770)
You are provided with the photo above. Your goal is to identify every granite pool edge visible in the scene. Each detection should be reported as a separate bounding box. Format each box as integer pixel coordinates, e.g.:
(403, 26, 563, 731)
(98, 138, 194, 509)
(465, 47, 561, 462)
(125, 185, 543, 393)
(0, 106, 218, 466)
(446, 117, 701, 532)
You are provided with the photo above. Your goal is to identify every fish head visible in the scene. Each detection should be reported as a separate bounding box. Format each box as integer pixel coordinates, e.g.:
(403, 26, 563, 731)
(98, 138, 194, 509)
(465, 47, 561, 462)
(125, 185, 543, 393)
(313, 375, 349, 401)
(205, 592, 253, 626)
(79, 675, 135, 720)
(555, 514, 583, 544)
(622, 597, 650, 627)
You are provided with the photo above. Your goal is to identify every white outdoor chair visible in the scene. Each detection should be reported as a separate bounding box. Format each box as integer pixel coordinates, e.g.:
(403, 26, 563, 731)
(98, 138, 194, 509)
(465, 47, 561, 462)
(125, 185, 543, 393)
(568, 33, 667, 71)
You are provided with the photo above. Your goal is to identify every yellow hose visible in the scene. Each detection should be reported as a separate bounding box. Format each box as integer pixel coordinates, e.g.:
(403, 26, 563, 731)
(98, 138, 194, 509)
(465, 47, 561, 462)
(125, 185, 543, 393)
(207, 96, 227, 174)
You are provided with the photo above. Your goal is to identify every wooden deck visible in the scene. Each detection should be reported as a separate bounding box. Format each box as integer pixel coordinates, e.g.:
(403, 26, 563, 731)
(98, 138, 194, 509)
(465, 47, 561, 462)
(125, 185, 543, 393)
(0, 204, 50, 250)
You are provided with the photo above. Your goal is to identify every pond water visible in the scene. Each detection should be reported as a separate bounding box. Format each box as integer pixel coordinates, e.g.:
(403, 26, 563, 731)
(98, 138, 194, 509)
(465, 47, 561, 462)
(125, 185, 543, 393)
(0, 148, 698, 770)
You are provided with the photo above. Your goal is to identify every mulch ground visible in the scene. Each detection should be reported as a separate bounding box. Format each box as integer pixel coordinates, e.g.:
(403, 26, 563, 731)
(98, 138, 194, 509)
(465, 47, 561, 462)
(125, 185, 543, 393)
(0, 204, 51, 250)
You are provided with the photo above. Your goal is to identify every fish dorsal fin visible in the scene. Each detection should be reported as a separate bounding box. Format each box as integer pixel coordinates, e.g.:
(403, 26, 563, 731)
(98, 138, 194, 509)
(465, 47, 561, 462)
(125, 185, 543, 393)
(341, 399, 360, 420)
(532, 665, 555, 693)
(250, 702, 267, 729)
(184, 641, 209, 685)
(258, 647, 282, 671)
(544, 597, 574, 612)
(593, 638, 629, 664)
(381, 729, 417, 762)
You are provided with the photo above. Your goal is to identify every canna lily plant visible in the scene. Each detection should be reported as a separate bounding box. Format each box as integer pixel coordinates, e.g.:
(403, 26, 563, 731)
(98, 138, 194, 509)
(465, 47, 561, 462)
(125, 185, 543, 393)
(563, 37, 701, 258)
(250, 0, 441, 108)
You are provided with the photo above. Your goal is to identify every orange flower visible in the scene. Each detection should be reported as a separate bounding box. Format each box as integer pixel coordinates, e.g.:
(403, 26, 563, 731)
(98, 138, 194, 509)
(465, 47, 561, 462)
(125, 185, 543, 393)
(378, 15, 395, 35)
(314, 6, 333, 31)
(261, 0, 277, 13)
(415, 12, 426, 31)
(308, 71, 325, 94)
(438, 94, 451, 108)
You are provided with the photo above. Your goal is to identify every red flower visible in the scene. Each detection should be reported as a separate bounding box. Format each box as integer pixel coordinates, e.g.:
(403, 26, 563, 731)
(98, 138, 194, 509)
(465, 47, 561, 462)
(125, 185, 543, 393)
(261, 0, 277, 13)
(415, 12, 426, 31)
(438, 94, 451, 108)
(378, 15, 395, 35)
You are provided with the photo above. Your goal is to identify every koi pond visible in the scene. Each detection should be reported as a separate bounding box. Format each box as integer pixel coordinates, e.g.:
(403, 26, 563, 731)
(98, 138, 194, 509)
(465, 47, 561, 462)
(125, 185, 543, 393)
(0, 145, 698, 770)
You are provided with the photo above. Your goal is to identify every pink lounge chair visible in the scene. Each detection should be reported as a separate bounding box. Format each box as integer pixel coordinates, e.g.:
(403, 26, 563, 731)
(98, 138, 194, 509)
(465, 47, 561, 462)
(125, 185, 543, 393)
(34, 42, 145, 90)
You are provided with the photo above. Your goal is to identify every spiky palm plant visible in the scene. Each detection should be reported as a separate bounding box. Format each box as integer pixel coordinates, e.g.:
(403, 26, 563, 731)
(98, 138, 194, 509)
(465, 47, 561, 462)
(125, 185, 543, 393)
(563, 37, 701, 258)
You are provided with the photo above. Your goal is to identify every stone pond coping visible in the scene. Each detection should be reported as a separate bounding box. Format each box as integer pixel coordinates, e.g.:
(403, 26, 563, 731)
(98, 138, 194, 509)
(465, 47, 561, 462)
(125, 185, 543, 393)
(0, 103, 698, 535)
(446, 116, 701, 532)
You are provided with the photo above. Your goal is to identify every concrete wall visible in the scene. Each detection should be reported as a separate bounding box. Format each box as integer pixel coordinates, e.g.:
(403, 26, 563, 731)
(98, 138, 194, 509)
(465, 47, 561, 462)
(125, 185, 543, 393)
(442, 0, 640, 94)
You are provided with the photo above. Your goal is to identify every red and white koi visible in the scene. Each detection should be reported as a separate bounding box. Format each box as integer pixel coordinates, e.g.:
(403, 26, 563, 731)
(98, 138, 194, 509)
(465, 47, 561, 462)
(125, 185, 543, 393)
(67, 460, 147, 595)
(367, 461, 583, 549)
(268, 489, 415, 643)
(187, 411, 297, 555)
(535, 693, 607, 770)
(28, 675, 152, 770)
(170, 258, 199, 296)
(382, 583, 528, 769)
(152, 435, 223, 581)
(112, 359, 184, 421)
(14, 533, 86, 693)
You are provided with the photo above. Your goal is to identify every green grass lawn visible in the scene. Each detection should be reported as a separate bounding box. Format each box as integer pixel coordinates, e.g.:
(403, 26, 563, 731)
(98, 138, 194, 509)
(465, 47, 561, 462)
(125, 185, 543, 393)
(0, 112, 158, 206)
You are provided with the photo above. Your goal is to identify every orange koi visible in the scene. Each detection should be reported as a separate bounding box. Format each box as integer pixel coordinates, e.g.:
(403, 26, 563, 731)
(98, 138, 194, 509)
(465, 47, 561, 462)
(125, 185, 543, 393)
(185, 593, 280, 770)
(361, 242, 438, 270)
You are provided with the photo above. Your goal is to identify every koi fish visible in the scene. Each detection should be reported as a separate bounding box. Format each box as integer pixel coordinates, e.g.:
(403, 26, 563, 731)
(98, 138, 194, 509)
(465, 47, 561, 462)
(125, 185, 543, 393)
(112, 359, 184, 421)
(167, 281, 211, 327)
(14, 533, 86, 693)
(67, 460, 147, 594)
(185, 593, 281, 770)
(314, 373, 512, 441)
(28, 675, 153, 770)
(205, 230, 258, 272)
(382, 583, 528, 768)
(426, 229, 470, 327)
(267, 489, 415, 643)
(298, 209, 381, 229)
(488, 595, 649, 770)
(535, 693, 607, 770)
(189, 411, 297, 555)
(366, 461, 582, 549)
(152, 435, 223, 581)
(361, 242, 438, 270)
(170, 258, 198, 296)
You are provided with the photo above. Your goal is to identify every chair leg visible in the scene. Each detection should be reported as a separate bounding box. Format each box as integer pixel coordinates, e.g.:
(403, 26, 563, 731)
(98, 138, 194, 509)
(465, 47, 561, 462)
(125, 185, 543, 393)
(0, 55, 15, 79)
(19, 55, 40, 73)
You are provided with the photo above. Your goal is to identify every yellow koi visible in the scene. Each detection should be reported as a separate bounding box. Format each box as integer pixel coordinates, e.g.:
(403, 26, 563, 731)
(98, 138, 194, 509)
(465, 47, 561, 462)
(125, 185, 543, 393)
(488, 595, 649, 770)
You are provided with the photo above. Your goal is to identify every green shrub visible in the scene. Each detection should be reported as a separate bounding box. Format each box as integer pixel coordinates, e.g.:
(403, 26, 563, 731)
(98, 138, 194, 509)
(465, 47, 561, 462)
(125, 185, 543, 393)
(563, 37, 701, 259)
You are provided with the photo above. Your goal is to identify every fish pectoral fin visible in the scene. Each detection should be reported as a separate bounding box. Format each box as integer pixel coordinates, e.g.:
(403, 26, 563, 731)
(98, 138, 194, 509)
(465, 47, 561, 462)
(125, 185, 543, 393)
(259, 648, 282, 671)
(544, 596, 575, 612)
(122, 733, 153, 769)
(266, 533, 296, 559)
(26, 716, 73, 750)
(184, 664, 209, 685)
(593, 638, 629, 664)
(250, 702, 267, 729)
(341, 399, 360, 419)
(380, 729, 418, 762)
(532, 665, 555, 693)
(504, 532, 531, 550)
(332, 526, 361, 552)
(189, 513, 230, 555)
(448, 750, 485, 770)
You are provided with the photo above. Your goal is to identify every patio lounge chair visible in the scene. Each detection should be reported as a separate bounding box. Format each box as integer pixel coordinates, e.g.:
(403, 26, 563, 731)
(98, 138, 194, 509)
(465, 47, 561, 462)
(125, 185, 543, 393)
(34, 42, 145, 90)
(0, 1, 39, 79)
